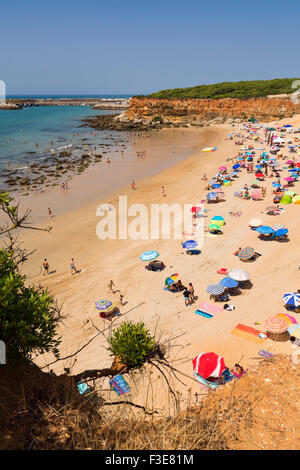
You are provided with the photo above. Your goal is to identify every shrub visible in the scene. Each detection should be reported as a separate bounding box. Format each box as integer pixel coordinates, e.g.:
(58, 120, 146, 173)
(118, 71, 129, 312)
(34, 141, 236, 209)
(108, 321, 156, 370)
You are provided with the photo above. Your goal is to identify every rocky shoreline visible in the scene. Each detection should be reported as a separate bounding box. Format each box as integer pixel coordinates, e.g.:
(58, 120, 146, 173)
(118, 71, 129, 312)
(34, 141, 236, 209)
(0, 134, 129, 196)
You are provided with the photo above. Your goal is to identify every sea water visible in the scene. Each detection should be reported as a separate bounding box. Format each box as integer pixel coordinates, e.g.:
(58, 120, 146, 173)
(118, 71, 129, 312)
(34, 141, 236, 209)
(0, 96, 130, 172)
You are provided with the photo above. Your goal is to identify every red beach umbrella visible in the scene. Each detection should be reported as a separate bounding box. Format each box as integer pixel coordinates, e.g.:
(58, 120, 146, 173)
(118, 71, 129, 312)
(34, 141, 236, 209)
(192, 352, 225, 379)
(255, 172, 264, 178)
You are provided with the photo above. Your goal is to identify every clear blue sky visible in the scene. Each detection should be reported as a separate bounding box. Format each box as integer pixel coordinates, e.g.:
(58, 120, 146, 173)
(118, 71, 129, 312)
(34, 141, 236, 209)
(1, 0, 300, 95)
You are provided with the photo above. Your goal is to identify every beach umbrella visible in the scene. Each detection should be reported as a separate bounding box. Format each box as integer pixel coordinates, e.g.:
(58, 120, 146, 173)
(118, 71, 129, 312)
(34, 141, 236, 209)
(165, 273, 178, 286)
(264, 316, 288, 333)
(219, 166, 227, 172)
(236, 247, 254, 260)
(272, 224, 286, 231)
(206, 284, 225, 295)
(202, 147, 217, 152)
(255, 172, 264, 178)
(228, 269, 250, 281)
(284, 190, 296, 196)
(282, 293, 300, 308)
(219, 277, 239, 288)
(284, 177, 294, 182)
(292, 195, 300, 204)
(212, 183, 222, 188)
(249, 218, 263, 227)
(232, 164, 240, 170)
(274, 228, 288, 236)
(95, 300, 115, 312)
(272, 182, 281, 188)
(206, 192, 217, 200)
(283, 124, 293, 128)
(208, 223, 222, 231)
(280, 195, 292, 204)
(256, 226, 275, 234)
(191, 206, 202, 213)
(211, 215, 225, 222)
(182, 240, 198, 249)
(140, 250, 159, 261)
(192, 352, 226, 379)
(214, 188, 225, 193)
(276, 313, 298, 326)
(287, 325, 300, 339)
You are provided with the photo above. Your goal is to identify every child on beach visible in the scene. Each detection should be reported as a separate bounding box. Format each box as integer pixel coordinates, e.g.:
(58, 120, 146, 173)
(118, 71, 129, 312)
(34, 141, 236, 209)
(183, 288, 190, 306)
(188, 283, 195, 303)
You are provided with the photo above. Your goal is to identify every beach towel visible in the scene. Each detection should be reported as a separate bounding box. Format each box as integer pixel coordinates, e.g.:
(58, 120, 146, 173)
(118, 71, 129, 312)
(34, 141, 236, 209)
(195, 310, 213, 318)
(231, 324, 268, 344)
(193, 372, 219, 390)
(217, 268, 229, 275)
(109, 374, 130, 396)
(77, 381, 92, 396)
(258, 350, 274, 359)
(198, 302, 223, 315)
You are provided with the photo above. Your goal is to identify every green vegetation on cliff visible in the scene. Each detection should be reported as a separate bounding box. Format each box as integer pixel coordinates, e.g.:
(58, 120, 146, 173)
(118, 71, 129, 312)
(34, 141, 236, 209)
(146, 78, 299, 99)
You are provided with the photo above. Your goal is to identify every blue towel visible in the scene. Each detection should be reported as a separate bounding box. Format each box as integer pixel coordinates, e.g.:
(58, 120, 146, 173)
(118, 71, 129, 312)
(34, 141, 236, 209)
(77, 381, 91, 396)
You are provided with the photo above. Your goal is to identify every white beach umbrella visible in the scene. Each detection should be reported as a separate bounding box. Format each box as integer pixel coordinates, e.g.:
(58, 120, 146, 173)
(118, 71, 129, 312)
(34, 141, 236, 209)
(228, 269, 251, 281)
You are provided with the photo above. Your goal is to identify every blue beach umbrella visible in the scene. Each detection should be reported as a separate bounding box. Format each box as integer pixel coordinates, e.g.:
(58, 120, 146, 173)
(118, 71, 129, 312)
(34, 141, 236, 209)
(212, 183, 221, 188)
(272, 182, 281, 188)
(256, 226, 275, 234)
(232, 164, 240, 170)
(282, 293, 300, 307)
(211, 215, 224, 221)
(182, 240, 198, 249)
(140, 250, 159, 261)
(207, 192, 217, 200)
(274, 228, 288, 236)
(219, 277, 239, 288)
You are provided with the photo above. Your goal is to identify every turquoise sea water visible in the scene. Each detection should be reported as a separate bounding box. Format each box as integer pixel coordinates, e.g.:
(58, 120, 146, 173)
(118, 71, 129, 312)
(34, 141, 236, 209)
(0, 104, 124, 171)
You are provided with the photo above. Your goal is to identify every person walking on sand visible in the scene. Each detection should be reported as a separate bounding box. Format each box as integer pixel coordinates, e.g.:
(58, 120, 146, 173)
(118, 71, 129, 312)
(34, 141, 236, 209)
(131, 180, 135, 190)
(162, 185, 166, 197)
(188, 283, 195, 303)
(108, 280, 117, 293)
(48, 207, 53, 218)
(70, 258, 77, 275)
(43, 258, 50, 276)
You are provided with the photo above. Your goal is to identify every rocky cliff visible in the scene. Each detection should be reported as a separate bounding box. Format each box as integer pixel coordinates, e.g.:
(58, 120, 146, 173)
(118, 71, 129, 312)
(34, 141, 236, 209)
(126, 96, 300, 124)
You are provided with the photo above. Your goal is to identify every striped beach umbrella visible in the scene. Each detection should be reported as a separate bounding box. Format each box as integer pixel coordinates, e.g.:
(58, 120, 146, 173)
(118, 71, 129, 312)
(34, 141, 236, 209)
(95, 300, 115, 312)
(208, 223, 223, 231)
(191, 206, 202, 213)
(287, 325, 300, 339)
(236, 247, 254, 260)
(282, 293, 300, 308)
(192, 352, 225, 379)
(206, 284, 225, 295)
(272, 224, 286, 231)
(140, 250, 159, 261)
(264, 316, 288, 333)
(165, 273, 178, 286)
(206, 192, 217, 200)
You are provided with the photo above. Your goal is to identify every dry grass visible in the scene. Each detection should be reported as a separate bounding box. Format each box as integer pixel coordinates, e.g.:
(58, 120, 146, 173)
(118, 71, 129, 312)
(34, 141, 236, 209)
(1, 355, 299, 450)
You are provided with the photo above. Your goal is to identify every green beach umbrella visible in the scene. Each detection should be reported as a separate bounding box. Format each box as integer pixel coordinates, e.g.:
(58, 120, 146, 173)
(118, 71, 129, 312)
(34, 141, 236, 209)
(280, 195, 292, 204)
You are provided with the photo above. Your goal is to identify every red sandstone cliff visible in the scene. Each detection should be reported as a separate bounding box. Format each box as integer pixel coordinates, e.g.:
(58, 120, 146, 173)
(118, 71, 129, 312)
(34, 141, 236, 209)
(126, 96, 300, 123)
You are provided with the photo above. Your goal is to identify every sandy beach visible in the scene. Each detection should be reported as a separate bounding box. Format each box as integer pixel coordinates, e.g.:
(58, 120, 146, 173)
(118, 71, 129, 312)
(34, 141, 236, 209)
(15, 117, 300, 413)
